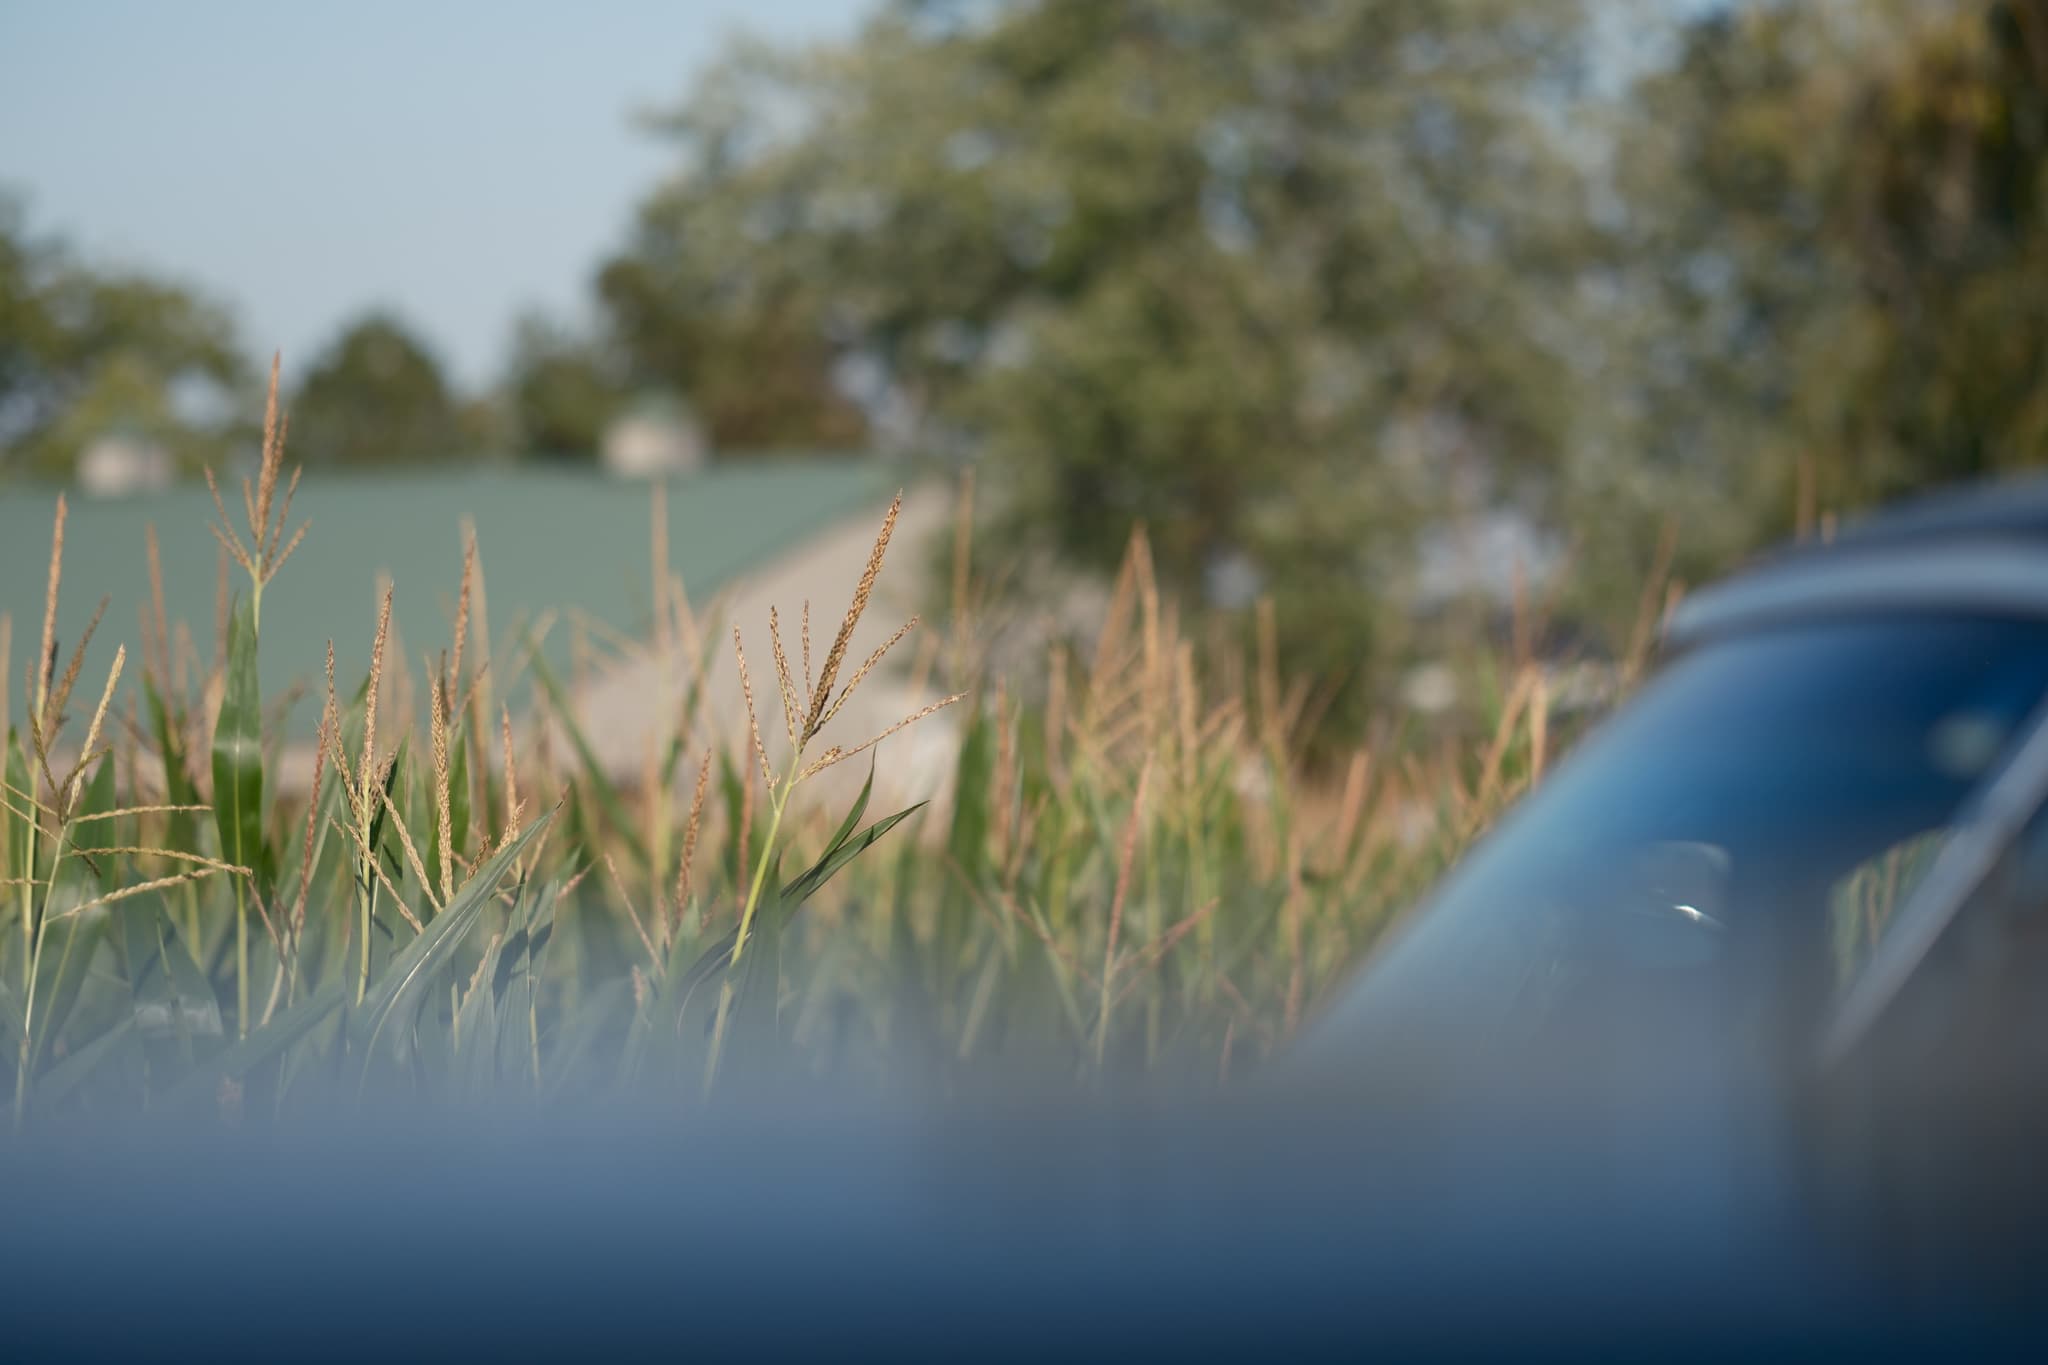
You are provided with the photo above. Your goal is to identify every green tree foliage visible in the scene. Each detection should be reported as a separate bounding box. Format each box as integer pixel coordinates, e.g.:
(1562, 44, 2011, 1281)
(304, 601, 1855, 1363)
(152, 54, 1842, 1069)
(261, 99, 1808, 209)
(0, 196, 248, 480)
(289, 313, 475, 469)
(595, 252, 867, 451)
(1822, 0, 2048, 502)
(613, 0, 1593, 728)
(503, 313, 624, 460)
(1607, 0, 2048, 557)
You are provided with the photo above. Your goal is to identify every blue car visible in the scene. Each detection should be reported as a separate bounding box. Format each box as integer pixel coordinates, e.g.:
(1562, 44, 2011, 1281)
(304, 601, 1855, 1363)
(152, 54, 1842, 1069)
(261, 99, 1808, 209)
(1300, 474, 2048, 1299)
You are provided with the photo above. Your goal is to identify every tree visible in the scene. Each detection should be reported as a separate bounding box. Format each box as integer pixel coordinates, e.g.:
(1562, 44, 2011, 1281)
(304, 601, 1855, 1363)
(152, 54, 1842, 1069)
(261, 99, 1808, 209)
(1817, 0, 2048, 503)
(613, 0, 1595, 733)
(594, 254, 866, 451)
(0, 194, 249, 480)
(1600, 0, 2048, 570)
(289, 313, 470, 469)
(503, 313, 624, 460)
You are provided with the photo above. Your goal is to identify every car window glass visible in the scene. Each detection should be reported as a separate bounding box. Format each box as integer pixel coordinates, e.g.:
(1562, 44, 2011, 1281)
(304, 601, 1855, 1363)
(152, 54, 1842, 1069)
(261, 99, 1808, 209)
(1828, 829, 1948, 993)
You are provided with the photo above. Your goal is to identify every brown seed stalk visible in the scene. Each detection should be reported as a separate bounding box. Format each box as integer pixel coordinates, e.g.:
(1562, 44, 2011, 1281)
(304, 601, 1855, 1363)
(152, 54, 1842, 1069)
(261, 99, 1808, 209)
(768, 607, 800, 753)
(732, 626, 774, 790)
(36, 494, 66, 720)
(450, 532, 476, 698)
(804, 490, 900, 744)
(501, 703, 522, 844)
(674, 748, 711, 922)
(815, 616, 919, 738)
(432, 677, 454, 905)
(799, 692, 965, 781)
(362, 587, 393, 813)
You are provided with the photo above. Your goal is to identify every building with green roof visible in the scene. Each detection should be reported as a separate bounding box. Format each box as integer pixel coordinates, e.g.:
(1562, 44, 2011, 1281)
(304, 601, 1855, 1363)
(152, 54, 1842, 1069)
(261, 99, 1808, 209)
(0, 459, 894, 740)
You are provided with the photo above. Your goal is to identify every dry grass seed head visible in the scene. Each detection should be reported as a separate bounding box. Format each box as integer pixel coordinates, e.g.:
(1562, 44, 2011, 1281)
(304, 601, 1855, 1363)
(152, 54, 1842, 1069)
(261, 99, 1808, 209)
(36, 494, 66, 720)
(815, 615, 918, 737)
(267, 517, 310, 587)
(799, 691, 964, 782)
(674, 748, 712, 921)
(461, 521, 494, 734)
(800, 600, 813, 704)
(267, 459, 302, 566)
(254, 353, 281, 535)
(335, 808, 425, 934)
(731, 626, 774, 789)
(602, 853, 659, 965)
(205, 467, 253, 579)
(450, 534, 476, 697)
(432, 677, 454, 905)
(43, 594, 109, 752)
(805, 489, 900, 743)
(362, 586, 394, 817)
(297, 710, 330, 938)
(735, 755, 757, 910)
(64, 645, 125, 818)
(372, 763, 445, 915)
(500, 703, 522, 844)
(768, 607, 800, 752)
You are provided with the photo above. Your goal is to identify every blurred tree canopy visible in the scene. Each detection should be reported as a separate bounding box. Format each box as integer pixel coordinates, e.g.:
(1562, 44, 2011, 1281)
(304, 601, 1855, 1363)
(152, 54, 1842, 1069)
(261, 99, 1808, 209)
(610, 0, 1596, 727)
(503, 313, 624, 460)
(1591, 0, 2048, 577)
(287, 313, 482, 469)
(0, 196, 249, 479)
(594, 252, 868, 451)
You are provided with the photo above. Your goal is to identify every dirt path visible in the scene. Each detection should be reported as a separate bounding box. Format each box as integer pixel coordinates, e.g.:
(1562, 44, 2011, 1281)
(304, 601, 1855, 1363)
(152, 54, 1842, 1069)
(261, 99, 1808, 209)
(567, 480, 961, 809)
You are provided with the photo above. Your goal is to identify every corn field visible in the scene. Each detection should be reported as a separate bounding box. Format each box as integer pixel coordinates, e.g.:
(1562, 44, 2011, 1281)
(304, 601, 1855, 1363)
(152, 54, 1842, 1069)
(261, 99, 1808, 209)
(0, 368, 1600, 1125)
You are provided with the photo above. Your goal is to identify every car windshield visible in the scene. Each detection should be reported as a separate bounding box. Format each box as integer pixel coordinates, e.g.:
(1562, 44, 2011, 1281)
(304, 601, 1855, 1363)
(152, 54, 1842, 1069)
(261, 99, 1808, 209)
(1305, 615, 2048, 1079)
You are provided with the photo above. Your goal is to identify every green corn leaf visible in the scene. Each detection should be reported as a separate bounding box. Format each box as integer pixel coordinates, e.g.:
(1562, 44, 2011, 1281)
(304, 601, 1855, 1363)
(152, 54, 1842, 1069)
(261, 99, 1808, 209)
(369, 734, 410, 888)
(34, 1015, 137, 1108)
(674, 802, 927, 1005)
(946, 699, 994, 882)
(121, 899, 222, 1042)
(23, 906, 111, 1090)
(525, 640, 647, 870)
(352, 805, 557, 1070)
(6, 733, 36, 889)
(718, 856, 784, 1083)
(142, 676, 200, 856)
(820, 756, 877, 861)
(783, 803, 927, 908)
(161, 981, 347, 1109)
(547, 976, 632, 1098)
(271, 716, 350, 925)
(716, 748, 747, 885)
(210, 599, 266, 897)
(71, 758, 119, 891)
(0, 975, 25, 1052)
(938, 699, 994, 979)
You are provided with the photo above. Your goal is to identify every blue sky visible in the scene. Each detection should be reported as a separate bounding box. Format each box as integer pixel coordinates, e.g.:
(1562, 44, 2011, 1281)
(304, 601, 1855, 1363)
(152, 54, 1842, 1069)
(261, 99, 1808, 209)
(0, 0, 875, 387)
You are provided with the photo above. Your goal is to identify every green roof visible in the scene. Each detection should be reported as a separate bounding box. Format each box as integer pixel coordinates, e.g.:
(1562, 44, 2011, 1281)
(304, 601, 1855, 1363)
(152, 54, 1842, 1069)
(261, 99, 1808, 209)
(1, 459, 892, 738)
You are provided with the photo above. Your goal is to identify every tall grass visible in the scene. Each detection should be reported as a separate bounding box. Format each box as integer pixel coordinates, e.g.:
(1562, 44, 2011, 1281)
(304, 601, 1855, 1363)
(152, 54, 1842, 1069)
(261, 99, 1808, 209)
(0, 367, 1585, 1124)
